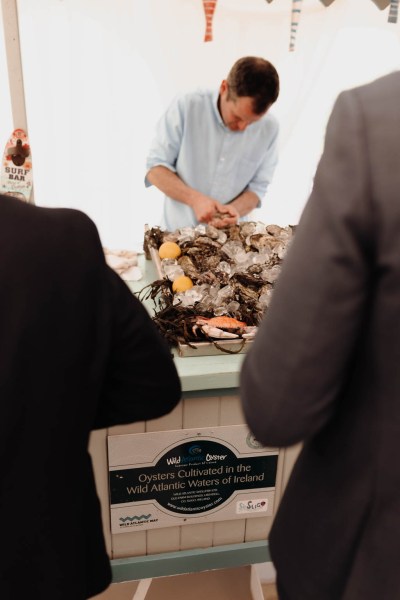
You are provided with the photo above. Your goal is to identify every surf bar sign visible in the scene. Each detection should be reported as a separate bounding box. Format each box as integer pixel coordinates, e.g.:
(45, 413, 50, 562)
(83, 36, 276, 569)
(108, 425, 278, 534)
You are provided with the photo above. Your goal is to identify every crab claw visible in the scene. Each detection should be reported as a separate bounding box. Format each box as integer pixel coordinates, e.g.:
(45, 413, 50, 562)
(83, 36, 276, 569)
(242, 326, 258, 339)
(201, 325, 239, 339)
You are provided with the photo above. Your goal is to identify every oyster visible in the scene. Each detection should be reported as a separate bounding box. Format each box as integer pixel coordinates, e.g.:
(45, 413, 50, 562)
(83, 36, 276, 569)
(178, 255, 200, 280)
(202, 254, 222, 270)
(266, 224, 284, 236)
(233, 281, 259, 303)
(226, 224, 241, 241)
(205, 224, 221, 239)
(248, 234, 278, 252)
(199, 270, 219, 285)
(193, 236, 221, 249)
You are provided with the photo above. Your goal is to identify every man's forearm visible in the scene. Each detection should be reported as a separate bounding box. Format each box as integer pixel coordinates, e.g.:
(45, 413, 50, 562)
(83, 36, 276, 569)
(229, 190, 260, 217)
(146, 166, 196, 208)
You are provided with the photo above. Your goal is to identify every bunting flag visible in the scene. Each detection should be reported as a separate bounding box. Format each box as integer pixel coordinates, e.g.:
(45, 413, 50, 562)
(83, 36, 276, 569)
(371, 0, 391, 8)
(289, 0, 303, 52)
(388, 0, 399, 22)
(202, 0, 218, 42)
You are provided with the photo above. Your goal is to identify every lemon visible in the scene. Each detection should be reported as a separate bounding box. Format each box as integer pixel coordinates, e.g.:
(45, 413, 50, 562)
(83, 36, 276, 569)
(172, 275, 194, 293)
(158, 241, 181, 260)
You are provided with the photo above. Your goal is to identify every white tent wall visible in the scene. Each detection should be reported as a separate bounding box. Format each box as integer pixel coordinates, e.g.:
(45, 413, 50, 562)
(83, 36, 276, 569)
(2, 0, 400, 249)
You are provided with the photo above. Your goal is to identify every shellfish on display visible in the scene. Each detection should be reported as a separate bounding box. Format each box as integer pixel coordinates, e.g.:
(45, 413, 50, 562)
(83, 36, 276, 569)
(192, 316, 258, 339)
(141, 221, 295, 351)
(193, 316, 253, 340)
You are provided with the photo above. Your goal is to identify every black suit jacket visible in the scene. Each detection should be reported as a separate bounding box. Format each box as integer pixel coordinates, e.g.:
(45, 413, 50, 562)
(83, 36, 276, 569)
(0, 195, 181, 599)
(241, 72, 400, 599)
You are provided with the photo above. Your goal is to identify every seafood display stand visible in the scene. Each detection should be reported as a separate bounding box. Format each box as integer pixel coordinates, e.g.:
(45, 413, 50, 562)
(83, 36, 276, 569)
(89, 255, 300, 599)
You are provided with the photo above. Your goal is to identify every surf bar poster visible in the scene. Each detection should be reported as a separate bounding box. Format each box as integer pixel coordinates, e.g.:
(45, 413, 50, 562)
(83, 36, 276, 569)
(108, 425, 278, 534)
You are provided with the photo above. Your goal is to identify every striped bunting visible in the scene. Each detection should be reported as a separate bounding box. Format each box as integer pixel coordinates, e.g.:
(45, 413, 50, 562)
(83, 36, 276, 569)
(388, 0, 399, 22)
(202, 0, 218, 42)
(289, 0, 303, 52)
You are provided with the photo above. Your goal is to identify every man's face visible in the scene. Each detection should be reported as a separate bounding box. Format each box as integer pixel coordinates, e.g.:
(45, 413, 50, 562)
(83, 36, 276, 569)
(218, 80, 266, 132)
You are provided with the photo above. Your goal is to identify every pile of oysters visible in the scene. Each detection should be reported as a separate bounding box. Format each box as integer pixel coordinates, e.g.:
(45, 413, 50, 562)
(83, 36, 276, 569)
(142, 221, 294, 348)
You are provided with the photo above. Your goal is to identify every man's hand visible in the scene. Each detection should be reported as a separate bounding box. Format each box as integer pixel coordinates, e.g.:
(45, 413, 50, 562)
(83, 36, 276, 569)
(189, 192, 240, 228)
(146, 168, 228, 225)
(146, 168, 244, 228)
(208, 203, 240, 228)
(190, 194, 223, 224)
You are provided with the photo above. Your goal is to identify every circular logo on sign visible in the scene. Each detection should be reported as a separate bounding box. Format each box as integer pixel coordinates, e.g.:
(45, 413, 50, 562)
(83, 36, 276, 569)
(155, 440, 237, 515)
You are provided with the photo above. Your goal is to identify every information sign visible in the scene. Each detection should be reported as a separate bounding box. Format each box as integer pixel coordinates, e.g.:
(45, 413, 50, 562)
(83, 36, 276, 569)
(108, 425, 279, 534)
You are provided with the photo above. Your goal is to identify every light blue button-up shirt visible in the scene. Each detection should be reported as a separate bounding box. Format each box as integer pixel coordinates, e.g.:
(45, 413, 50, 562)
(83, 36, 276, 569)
(145, 88, 279, 231)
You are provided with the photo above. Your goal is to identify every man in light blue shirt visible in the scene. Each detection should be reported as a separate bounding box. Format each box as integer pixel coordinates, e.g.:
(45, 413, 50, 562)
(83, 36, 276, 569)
(145, 56, 280, 231)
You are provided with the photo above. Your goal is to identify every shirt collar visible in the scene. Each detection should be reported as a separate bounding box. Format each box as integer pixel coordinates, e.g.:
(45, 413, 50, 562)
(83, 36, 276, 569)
(212, 89, 225, 127)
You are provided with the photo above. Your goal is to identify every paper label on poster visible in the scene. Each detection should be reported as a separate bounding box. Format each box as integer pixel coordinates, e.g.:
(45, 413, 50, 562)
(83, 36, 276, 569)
(108, 425, 278, 534)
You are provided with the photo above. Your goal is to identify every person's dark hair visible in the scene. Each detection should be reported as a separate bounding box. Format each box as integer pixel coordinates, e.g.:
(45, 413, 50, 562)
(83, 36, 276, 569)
(227, 56, 279, 115)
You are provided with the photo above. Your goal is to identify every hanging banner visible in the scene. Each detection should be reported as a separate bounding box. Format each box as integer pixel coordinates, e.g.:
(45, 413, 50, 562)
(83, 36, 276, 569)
(388, 0, 399, 23)
(108, 425, 278, 533)
(289, 0, 303, 52)
(202, 0, 218, 42)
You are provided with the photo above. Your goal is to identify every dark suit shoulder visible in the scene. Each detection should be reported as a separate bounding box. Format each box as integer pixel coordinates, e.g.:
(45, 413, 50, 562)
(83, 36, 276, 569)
(0, 196, 105, 281)
(338, 70, 400, 125)
(38, 205, 100, 239)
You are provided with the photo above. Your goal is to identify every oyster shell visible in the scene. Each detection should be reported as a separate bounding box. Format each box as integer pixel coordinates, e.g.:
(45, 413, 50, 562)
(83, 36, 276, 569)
(178, 255, 200, 280)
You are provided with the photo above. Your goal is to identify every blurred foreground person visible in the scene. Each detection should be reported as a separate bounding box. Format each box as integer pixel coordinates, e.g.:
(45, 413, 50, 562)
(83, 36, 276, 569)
(240, 71, 400, 599)
(0, 194, 181, 599)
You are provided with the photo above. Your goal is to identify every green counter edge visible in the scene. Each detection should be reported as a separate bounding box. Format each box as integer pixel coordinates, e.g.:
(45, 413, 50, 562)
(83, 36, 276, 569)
(111, 540, 270, 582)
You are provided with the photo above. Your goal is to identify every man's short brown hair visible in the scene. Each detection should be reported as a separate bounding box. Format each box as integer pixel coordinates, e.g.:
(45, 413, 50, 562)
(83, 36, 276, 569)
(227, 56, 280, 115)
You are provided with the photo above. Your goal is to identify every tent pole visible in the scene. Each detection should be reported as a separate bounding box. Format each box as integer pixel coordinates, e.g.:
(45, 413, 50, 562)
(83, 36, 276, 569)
(1, 0, 34, 203)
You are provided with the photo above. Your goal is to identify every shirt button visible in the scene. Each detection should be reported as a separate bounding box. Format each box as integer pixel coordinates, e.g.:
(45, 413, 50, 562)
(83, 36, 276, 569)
(220, 157, 225, 162)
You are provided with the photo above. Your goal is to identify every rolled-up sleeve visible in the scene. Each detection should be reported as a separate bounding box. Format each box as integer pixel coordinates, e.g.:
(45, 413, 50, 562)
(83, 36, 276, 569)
(145, 96, 184, 186)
